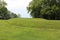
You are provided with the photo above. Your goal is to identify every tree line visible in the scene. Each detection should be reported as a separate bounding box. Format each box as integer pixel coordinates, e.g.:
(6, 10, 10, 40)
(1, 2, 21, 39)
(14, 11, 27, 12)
(27, 0, 60, 20)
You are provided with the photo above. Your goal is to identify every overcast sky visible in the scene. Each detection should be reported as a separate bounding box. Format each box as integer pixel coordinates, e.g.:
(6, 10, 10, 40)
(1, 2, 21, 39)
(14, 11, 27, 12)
(4, 0, 32, 18)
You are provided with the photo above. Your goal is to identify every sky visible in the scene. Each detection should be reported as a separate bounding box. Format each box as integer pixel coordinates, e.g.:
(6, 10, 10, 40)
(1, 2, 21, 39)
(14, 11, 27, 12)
(4, 0, 32, 18)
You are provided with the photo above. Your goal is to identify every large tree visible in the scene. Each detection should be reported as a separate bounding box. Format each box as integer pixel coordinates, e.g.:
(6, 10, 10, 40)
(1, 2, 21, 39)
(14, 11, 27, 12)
(27, 0, 60, 20)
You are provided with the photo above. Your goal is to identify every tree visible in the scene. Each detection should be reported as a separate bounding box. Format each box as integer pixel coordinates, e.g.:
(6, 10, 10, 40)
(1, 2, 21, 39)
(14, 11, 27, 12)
(10, 12, 19, 18)
(0, 7, 11, 19)
(0, 0, 11, 19)
(27, 0, 60, 20)
(0, 0, 19, 20)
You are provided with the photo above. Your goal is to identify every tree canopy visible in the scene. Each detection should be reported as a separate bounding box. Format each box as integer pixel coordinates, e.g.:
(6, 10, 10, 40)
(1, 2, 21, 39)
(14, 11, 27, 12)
(27, 0, 60, 20)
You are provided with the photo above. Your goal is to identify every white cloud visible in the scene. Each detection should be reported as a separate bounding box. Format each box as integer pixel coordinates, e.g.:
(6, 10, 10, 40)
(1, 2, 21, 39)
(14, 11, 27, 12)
(4, 0, 32, 18)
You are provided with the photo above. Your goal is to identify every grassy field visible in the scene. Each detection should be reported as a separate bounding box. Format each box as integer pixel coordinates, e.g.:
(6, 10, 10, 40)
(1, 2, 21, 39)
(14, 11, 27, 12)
(0, 18, 60, 40)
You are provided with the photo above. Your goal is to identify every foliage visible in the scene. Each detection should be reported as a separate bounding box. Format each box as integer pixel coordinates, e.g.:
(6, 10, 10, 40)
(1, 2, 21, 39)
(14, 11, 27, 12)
(27, 0, 60, 20)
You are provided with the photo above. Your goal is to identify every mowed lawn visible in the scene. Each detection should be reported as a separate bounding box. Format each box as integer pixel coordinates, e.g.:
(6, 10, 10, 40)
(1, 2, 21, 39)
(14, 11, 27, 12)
(0, 18, 60, 40)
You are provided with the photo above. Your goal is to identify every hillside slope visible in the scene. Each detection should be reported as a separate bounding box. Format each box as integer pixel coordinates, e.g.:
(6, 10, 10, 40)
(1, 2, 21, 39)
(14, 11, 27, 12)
(0, 18, 60, 40)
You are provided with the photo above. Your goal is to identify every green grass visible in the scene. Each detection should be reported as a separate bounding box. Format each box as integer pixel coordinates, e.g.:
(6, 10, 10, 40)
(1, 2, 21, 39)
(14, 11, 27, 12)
(0, 18, 60, 40)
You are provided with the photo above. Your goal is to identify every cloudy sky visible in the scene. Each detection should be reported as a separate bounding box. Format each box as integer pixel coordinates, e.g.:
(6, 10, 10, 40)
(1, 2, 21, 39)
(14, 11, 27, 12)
(4, 0, 32, 18)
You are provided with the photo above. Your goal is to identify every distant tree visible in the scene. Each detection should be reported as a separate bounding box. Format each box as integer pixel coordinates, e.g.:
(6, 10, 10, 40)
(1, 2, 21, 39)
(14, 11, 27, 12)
(10, 13, 19, 18)
(27, 0, 60, 20)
